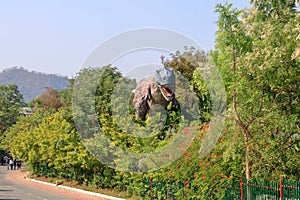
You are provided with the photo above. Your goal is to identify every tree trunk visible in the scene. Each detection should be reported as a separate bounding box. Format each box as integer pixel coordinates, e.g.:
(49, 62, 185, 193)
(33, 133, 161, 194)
(244, 134, 252, 180)
(244, 129, 252, 200)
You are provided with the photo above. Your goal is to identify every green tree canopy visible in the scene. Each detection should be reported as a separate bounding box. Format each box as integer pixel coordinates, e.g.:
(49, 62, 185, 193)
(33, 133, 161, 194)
(0, 84, 25, 134)
(213, 2, 300, 180)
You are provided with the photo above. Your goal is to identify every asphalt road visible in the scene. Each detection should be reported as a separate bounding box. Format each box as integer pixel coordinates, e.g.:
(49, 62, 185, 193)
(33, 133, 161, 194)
(0, 166, 72, 200)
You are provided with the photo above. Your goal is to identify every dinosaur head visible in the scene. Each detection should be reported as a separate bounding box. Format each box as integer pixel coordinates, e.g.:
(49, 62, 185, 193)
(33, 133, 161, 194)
(154, 66, 176, 101)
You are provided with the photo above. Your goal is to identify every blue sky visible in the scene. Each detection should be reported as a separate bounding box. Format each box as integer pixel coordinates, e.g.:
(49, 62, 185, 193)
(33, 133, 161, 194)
(0, 0, 251, 77)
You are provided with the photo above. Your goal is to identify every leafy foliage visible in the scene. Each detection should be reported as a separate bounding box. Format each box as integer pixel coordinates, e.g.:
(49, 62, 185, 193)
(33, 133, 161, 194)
(165, 48, 212, 122)
(37, 87, 64, 111)
(3, 2, 300, 198)
(0, 84, 25, 151)
(213, 1, 300, 181)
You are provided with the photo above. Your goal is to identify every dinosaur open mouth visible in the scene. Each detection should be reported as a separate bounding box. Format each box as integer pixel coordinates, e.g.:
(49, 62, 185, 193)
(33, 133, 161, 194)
(159, 84, 175, 101)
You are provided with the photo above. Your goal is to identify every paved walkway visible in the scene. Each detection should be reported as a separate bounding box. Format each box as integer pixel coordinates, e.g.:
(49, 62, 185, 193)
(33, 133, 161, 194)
(0, 166, 125, 200)
(0, 166, 72, 200)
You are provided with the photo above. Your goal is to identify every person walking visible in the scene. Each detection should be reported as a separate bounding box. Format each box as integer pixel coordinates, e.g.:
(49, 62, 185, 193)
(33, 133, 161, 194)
(4, 156, 9, 170)
(9, 158, 14, 170)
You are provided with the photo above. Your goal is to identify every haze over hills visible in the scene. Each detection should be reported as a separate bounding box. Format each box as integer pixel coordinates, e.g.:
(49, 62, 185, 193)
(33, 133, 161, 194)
(0, 67, 70, 103)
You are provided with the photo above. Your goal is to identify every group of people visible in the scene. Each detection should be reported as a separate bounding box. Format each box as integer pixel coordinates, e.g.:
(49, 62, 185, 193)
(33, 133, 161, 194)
(0, 155, 22, 170)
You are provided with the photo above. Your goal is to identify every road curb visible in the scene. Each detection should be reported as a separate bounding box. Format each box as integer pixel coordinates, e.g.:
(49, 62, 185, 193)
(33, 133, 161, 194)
(26, 178, 126, 200)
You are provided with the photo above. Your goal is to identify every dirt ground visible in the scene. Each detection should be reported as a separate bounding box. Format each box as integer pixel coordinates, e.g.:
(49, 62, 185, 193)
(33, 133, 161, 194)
(4, 169, 119, 200)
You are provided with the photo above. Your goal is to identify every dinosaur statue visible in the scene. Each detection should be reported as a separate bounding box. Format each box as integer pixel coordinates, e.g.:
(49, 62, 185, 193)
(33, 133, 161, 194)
(132, 66, 179, 120)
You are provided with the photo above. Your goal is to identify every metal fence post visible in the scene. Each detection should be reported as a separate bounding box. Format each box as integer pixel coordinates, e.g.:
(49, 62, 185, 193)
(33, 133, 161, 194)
(280, 179, 283, 200)
(240, 178, 244, 200)
(150, 177, 153, 200)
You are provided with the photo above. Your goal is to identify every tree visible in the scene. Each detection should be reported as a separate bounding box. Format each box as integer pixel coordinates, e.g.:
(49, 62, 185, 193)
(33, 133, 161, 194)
(58, 79, 74, 106)
(37, 87, 63, 111)
(213, 2, 300, 181)
(250, 0, 299, 18)
(0, 84, 25, 135)
(237, 2, 300, 180)
(165, 48, 212, 122)
(214, 3, 254, 180)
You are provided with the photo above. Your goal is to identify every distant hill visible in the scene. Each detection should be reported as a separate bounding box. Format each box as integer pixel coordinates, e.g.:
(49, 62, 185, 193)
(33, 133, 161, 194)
(0, 67, 70, 103)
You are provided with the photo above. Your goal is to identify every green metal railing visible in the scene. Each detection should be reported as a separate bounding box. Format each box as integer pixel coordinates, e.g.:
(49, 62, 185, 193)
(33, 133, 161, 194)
(225, 178, 300, 200)
(32, 164, 300, 200)
(142, 178, 300, 199)
(282, 180, 300, 200)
